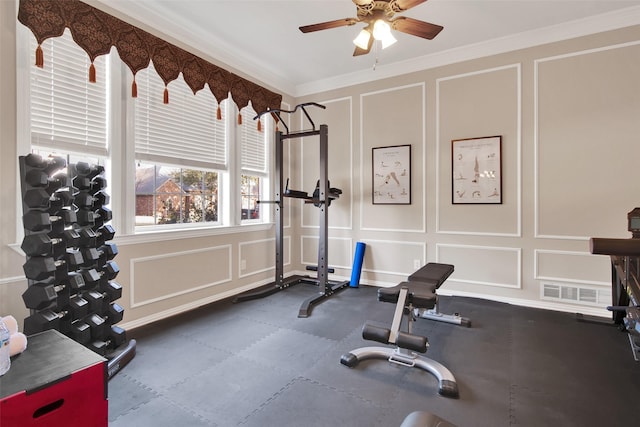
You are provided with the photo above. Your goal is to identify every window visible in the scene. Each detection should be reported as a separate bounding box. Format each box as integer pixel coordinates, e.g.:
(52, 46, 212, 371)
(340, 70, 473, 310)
(240, 174, 260, 220)
(133, 62, 226, 228)
(240, 105, 268, 222)
(29, 29, 109, 158)
(135, 164, 218, 225)
(21, 26, 271, 236)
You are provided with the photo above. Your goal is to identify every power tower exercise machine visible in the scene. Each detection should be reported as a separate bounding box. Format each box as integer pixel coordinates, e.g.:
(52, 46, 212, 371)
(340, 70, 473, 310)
(233, 103, 350, 317)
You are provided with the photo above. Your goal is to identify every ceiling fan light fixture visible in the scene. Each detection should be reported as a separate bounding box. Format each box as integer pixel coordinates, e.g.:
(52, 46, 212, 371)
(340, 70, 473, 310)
(372, 19, 397, 49)
(353, 29, 371, 50)
(380, 31, 397, 49)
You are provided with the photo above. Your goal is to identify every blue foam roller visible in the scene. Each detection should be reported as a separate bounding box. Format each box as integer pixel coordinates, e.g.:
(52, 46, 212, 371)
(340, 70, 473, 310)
(350, 242, 366, 288)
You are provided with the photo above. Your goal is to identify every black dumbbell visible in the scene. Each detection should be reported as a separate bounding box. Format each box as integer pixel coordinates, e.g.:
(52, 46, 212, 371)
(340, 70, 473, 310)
(48, 189, 76, 214)
(70, 162, 105, 190)
(83, 287, 124, 313)
(22, 282, 63, 310)
(105, 302, 125, 324)
(67, 320, 92, 344)
(77, 225, 116, 247)
(98, 224, 116, 243)
(23, 208, 77, 232)
(22, 282, 89, 313)
(83, 290, 107, 312)
(87, 324, 126, 355)
(23, 250, 84, 281)
(80, 243, 118, 268)
(21, 233, 65, 257)
(83, 313, 108, 340)
(73, 176, 107, 194)
(100, 280, 123, 301)
(52, 228, 81, 248)
(23, 187, 74, 210)
(62, 294, 91, 318)
(64, 271, 86, 289)
(77, 206, 112, 227)
(80, 261, 119, 288)
(91, 176, 107, 192)
(23, 308, 72, 335)
(21, 229, 81, 256)
(75, 190, 110, 209)
(23, 188, 52, 209)
(76, 162, 105, 179)
(83, 293, 124, 323)
(25, 169, 71, 192)
(22, 153, 66, 175)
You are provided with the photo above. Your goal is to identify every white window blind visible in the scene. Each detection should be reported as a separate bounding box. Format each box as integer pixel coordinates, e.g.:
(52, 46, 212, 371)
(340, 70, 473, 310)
(29, 30, 108, 156)
(241, 105, 267, 174)
(134, 63, 226, 170)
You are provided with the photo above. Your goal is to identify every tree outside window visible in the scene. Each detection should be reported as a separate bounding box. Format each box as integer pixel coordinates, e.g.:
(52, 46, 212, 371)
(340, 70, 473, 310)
(135, 163, 218, 226)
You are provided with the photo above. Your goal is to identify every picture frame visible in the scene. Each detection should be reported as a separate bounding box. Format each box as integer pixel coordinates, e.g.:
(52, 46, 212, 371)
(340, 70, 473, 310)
(452, 136, 502, 204)
(372, 144, 411, 205)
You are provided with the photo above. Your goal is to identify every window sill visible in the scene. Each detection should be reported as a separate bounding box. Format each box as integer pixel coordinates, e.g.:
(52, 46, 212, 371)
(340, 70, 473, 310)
(116, 222, 274, 246)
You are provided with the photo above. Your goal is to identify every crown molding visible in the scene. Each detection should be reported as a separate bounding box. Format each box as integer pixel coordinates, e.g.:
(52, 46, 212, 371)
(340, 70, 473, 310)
(294, 5, 640, 97)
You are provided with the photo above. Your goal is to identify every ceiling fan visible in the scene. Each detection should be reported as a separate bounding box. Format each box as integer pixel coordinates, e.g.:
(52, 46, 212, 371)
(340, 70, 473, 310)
(299, 0, 443, 56)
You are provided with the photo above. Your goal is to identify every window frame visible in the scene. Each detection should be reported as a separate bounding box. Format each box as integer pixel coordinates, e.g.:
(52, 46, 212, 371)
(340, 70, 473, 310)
(239, 105, 271, 224)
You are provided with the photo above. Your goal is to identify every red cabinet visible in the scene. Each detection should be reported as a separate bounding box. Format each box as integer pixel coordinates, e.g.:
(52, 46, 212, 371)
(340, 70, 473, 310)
(0, 329, 107, 427)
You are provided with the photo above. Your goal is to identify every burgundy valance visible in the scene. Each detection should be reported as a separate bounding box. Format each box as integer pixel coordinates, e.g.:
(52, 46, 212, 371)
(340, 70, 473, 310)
(17, 0, 282, 124)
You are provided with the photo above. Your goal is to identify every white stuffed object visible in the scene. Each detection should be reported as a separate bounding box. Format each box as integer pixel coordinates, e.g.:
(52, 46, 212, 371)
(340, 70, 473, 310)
(2, 316, 28, 356)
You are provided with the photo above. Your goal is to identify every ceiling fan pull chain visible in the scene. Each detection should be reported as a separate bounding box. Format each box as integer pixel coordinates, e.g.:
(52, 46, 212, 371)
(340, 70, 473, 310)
(373, 40, 380, 71)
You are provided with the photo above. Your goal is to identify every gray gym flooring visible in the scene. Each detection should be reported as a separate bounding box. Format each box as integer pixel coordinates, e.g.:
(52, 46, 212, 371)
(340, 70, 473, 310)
(108, 284, 640, 426)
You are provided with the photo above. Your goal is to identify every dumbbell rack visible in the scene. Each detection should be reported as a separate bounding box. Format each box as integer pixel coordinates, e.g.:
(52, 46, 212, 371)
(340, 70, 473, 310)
(18, 153, 135, 379)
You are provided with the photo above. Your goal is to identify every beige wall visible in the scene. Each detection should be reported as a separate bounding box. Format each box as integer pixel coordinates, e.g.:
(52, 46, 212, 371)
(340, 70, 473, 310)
(294, 25, 640, 315)
(1, 0, 639, 329)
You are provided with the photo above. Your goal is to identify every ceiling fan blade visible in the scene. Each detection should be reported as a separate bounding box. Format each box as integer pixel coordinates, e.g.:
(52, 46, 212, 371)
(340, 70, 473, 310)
(299, 18, 358, 33)
(353, 36, 374, 56)
(389, 0, 428, 12)
(391, 16, 443, 40)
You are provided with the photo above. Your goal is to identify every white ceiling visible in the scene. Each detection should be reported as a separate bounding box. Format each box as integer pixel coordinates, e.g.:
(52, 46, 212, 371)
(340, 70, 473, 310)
(98, 0, 640, 97)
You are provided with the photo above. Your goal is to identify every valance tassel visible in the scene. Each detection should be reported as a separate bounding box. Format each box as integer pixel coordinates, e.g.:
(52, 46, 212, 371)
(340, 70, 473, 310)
(163, 87, 169, 104)
(237, 113, 242, 125)
(216, 105, 222, 120)
(35, 44, 43, 68)
(131, 78, 137, 98)
(257, 119, 262, 132)
(89, 62, 96, 83)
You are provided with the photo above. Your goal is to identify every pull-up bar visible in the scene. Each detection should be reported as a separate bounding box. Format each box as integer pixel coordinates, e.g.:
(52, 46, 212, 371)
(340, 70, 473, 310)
(253, 102, 326, 134)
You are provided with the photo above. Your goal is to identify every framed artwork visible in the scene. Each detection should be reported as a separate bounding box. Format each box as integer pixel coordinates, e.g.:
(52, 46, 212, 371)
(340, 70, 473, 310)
(452, 136, 502, 204)
(372, 144, 411, 205)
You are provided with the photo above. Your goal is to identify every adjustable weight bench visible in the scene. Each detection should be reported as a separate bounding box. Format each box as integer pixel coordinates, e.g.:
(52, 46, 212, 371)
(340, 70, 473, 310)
(340, 279, 459, 398)
(409, 263, 470, 327)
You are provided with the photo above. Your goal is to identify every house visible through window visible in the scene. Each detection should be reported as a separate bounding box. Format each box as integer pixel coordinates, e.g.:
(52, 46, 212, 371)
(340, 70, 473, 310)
(135, 164, 218, 225)
(240, 174, 260, 220)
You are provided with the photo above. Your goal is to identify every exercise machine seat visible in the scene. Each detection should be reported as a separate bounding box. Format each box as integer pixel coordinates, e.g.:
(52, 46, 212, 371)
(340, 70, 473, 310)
(408, 263, 454, 288)
(378, 281, 437, 309)
(400, 411, 457, 427)
(407, 262, 471, 327)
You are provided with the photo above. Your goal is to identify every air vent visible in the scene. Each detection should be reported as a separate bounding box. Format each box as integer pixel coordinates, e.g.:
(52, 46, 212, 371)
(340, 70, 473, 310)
(541, 282, 611, 307)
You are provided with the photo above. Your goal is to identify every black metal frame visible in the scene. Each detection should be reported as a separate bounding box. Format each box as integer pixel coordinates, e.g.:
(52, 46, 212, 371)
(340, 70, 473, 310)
(233, 104, 349, 317)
